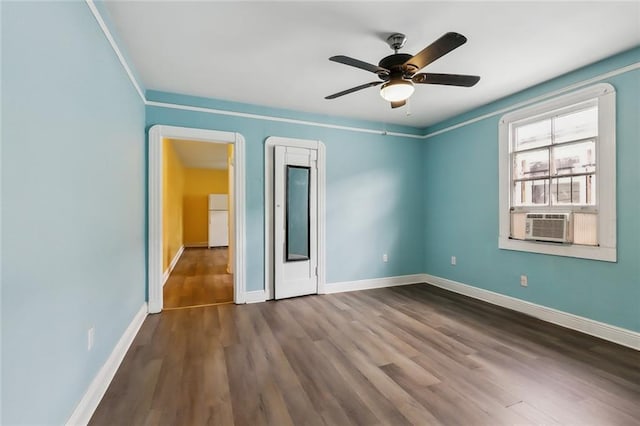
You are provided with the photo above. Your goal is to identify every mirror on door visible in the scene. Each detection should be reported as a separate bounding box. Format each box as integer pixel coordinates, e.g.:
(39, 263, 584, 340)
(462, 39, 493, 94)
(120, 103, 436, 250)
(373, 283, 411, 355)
(286, 165, 310, 261)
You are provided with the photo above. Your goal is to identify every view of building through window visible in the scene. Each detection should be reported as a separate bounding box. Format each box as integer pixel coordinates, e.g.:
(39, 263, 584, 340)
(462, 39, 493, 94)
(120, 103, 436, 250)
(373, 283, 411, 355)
(508, 101, 601, 246)
(512, 104, 597, 208)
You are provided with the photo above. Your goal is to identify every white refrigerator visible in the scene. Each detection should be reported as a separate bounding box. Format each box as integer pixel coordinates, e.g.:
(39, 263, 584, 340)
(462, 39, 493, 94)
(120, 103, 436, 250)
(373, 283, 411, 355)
(208, 194, 229, 248)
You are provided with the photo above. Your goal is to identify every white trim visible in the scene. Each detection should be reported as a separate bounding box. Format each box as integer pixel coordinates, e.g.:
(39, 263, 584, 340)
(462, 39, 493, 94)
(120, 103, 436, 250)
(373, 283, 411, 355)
(264, 142, 273, 300)
(245, 290, 267, 304)
(148, 126, 162, 313)
(84, 0, 145, 103)
(162, 245, 184, 287)
(316, 141, 327, 296)
(147, 101, 422, 139)
(0, 1, 3, 418)
(65, 303, 148, 426)
(148, 125, 246, 312)
(498, 239, 617, 262)
(498, 83, 616, 262)
(324, 274, 426, 294)
(422, 274, 640, 350)
(233, 132, 247, 304)
(264, 137, 327, 300)
(424, 62, 639, 139)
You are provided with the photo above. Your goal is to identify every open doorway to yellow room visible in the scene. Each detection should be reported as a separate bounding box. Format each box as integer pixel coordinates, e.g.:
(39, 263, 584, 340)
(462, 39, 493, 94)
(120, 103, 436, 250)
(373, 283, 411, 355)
(161, 138, 235, 309)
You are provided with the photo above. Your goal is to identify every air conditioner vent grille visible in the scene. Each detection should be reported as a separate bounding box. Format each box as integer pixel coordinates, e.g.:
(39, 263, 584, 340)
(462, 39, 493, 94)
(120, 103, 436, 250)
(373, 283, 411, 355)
(546, 214, 566, 219)
(532, 219, 565, 239)
(524, 213, 571, 243)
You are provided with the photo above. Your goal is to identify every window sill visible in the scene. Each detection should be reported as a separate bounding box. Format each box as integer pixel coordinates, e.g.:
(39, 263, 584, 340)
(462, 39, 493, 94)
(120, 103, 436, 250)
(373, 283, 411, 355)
(498, 237, 616, 262)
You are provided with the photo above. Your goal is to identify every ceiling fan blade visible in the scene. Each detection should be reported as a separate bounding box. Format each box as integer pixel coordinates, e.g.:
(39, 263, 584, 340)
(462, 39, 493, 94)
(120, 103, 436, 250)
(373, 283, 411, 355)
(404, 32, 468, 72)
(325, 81, 383, 99)
(412, 73, 480, 87)
(390, 100, 406, 109)
(329, 55, 389, 74)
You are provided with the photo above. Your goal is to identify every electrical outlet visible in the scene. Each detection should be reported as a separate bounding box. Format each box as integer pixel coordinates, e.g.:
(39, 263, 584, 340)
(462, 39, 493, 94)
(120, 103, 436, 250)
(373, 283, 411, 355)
(382, 253, 388, 263)
(451, 256, 456, 265)
(88, 327, 95, 351)
(520, 275, 528, 287)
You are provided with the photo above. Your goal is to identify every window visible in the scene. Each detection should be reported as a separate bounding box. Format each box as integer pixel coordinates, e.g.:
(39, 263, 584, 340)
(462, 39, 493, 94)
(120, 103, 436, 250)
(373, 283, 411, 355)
(498, 83, 616, 262)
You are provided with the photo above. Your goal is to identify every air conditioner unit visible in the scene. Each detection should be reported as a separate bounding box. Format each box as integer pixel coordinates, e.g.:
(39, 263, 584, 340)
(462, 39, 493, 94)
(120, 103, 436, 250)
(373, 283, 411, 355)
(525, 213, 572, 243)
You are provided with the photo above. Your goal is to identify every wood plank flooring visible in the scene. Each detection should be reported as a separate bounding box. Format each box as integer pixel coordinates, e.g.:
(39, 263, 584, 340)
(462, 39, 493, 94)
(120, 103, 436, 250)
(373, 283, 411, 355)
(90, 284, 640, 425)
(163, 247, 233, 309)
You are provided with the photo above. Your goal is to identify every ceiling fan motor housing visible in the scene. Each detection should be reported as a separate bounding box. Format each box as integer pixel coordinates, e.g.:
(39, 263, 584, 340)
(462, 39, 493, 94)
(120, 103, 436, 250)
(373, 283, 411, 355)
(378, 53, 414, 80)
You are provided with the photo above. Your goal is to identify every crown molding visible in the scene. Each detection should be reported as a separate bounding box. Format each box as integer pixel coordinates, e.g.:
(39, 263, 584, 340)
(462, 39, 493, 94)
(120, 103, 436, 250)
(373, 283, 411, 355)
(85, 0, 145, 102)
(86, 1, 638, 141)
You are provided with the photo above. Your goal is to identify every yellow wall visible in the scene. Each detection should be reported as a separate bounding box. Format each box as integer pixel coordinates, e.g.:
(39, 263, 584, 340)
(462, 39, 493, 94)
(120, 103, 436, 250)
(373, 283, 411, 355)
(163, 138, 185, 271)
(183, 168, 229, 245)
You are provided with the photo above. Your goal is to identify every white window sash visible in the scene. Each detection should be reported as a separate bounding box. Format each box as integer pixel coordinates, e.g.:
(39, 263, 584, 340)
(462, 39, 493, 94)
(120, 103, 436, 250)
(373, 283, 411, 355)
(498, 83, 616, 262)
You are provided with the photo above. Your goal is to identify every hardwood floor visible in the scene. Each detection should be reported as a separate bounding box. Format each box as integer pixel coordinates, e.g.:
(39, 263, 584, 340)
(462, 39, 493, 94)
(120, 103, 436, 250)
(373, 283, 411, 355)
(90, 284, 640, 425)
(163, 247, 233, 309)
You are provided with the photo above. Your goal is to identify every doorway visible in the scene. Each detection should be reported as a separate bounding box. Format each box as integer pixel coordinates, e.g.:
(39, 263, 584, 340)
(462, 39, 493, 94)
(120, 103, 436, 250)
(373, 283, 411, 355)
(264, 137, 326, 300)
(161, 138, 235, 309)
(148, 125, 246, 313)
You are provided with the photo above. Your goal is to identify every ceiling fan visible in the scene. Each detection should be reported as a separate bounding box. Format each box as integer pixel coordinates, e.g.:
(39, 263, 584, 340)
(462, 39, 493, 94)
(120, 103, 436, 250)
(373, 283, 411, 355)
(325, 32, 480, 108)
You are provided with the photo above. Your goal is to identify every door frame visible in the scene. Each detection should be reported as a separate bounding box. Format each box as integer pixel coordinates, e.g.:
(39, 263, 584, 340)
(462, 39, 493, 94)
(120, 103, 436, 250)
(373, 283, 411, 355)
(148, 125, 246, 313)
(264, 136, 326, 300)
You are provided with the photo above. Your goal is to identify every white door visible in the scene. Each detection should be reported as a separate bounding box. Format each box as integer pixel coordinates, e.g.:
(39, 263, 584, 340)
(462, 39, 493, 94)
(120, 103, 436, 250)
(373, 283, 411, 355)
(274, 145, 318, 299)
(209, 210, 229, 247)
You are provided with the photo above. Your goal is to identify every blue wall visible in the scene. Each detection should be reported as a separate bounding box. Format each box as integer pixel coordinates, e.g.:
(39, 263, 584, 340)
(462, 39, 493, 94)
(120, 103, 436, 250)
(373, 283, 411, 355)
(146, 91, 426, 290)
(422, 48, 640, 332)
(1, 2, 146, 424)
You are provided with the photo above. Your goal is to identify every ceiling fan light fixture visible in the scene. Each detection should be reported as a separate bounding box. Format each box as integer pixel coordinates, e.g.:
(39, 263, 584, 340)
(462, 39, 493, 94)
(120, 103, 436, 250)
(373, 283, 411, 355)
(380, 80, 415, 102)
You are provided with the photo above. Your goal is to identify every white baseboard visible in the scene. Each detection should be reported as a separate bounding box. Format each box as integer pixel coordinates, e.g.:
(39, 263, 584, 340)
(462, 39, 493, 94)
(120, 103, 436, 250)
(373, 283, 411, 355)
(66, 303, 148, 426)
(163, 245, 184, 287)
(245, 290, 266, 304)
(422, 274, 640, 351)
(184, 242, 208, 248)
(324, 274, 425, 294)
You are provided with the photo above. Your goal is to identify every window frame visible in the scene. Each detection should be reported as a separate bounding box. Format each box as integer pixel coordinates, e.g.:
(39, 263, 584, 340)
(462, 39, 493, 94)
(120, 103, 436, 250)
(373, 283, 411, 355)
(498, 83, 616, 262)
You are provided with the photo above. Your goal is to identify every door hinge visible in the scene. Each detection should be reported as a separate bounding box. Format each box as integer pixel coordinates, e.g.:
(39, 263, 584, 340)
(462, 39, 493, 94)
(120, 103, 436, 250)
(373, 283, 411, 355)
(315, 266, 318, 276)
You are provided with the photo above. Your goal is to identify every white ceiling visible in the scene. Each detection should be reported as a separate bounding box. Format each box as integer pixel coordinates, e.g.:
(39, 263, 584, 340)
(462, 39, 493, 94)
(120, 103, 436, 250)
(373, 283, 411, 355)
(170, 139, 229, 170)
(104, 1, 640, 128)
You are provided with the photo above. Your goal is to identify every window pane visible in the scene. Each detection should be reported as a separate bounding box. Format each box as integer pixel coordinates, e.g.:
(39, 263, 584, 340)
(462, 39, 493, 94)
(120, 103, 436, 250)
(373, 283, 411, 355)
(554, 106, 597, 144)
(513, 179, 549, 206)
(513, 149, 549, 179)
(552, 141, 596, 176)
(551, 174, 595, 205)
(515, 119, 551, 151)
(551, 177, 579, 204)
